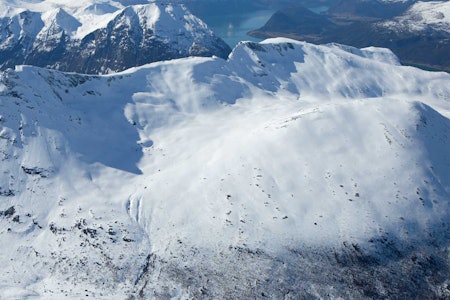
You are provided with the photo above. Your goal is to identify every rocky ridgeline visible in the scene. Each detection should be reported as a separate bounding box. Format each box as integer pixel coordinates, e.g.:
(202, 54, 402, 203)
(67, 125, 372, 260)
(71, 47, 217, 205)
(0, 3, 231, 74)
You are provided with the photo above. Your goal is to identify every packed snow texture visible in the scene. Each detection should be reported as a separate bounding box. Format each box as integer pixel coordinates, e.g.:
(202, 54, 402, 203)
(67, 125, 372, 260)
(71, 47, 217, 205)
(0, 38, 450, 298)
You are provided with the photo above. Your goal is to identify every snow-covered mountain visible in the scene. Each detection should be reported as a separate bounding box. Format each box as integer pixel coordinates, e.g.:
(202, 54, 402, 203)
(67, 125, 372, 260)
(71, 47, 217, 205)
(250, 0, 450, 71)
(0, 1, 231, 74)
(1, 38, 449, 298)
(380, 0, 450, 33)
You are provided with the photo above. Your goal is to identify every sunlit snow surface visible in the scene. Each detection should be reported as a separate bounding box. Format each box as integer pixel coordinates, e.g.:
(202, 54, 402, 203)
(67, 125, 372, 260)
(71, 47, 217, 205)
(0, 0, 215, 41)
(0, 1, 231, 74)
(0, 38, 450, 298)
(0, 0, 124, 38)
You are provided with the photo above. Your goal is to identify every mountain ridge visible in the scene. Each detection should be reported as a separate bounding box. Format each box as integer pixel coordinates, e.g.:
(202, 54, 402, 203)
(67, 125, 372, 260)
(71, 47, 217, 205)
(0, 2, 231, 74)
(1, 38, 449, 298)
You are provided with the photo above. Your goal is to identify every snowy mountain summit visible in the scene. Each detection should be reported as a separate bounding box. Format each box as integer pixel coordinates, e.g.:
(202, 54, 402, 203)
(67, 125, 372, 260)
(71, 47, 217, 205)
(0, 1, 231, 74)
(1, 37, 450, 298)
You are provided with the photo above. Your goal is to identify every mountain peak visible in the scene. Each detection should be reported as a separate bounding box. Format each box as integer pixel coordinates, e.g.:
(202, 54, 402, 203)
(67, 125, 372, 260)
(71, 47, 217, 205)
(83, 2, 119, 15)
(42, 7, 82, 35)
(0, 2, 231, 74)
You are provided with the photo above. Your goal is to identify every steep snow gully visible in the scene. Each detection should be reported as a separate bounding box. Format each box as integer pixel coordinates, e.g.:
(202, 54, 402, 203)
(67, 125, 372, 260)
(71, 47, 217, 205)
(0, 38, 450, 298)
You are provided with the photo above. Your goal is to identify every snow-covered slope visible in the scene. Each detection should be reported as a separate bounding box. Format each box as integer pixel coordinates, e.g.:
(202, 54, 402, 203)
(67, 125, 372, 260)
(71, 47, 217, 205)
(1, 38, 450, 298)
(381, 0, 450, 33)
(0, 1, 231, 74)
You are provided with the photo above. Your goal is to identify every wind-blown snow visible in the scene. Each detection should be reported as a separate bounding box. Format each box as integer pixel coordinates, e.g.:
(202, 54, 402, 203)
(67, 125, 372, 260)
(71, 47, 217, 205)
(0, 38, 449, 298)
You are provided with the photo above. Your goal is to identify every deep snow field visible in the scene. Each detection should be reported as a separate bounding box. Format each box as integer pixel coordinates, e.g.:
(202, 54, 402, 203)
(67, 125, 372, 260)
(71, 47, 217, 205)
(0, 38, 450, 298)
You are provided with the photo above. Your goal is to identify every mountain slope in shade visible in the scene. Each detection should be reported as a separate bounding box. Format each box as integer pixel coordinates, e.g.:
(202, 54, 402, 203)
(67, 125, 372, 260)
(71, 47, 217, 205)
(0, 2, 231, 74)
(250, 1, 450, 71)
(380, 0, 450, 33)
(327, 0, 415, 19)
(0, 39, 450, 298)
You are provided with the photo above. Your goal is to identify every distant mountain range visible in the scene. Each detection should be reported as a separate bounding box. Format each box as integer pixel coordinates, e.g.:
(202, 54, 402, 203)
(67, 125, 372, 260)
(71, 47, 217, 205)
(249, 0, 450, 71)
(0, 1, 231, 74)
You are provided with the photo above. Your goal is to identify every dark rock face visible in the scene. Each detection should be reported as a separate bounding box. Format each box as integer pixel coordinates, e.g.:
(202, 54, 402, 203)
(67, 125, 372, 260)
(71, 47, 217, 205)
(325, 22, 450, 71)
(245, 3, 331, 40)
(261, 4, 336, 35)
(0, 4, 231, 74)
(0, 10, 44, 70)
(133, 240, 450, 299)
